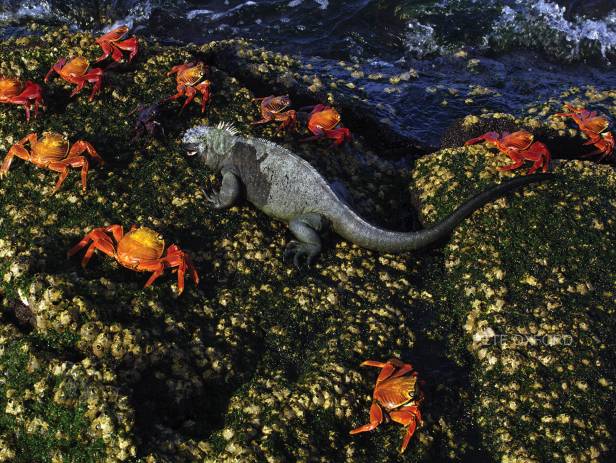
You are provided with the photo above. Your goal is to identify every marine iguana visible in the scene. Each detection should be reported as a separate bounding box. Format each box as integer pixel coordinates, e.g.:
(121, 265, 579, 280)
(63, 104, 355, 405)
(182, 122, 553, 265)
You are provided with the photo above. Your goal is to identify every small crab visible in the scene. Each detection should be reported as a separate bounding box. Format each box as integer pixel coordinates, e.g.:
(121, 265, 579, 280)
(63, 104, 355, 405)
(130, 100, 166, 141)
(94, 25, 138, 64)
(302, 104, 351, 145)
(251, 95, 297, 132)
(556, 104, 614, 160)
(0, 76, 44, 121)
(68, 225, 199, 295)
(465, 130, 551, 174)
(166, 61, 211, 113)
(45, 56, 105, 101)
(0, 132, 103, 194)
(350, 358, 423, 454)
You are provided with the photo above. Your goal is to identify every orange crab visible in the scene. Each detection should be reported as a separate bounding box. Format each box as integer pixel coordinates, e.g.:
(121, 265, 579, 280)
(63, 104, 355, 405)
(556, 104, 614, 160)
(68, 225, 199, 295)
(465, 130, 551, 174)
(166, 61, 211, 113)
(0, 132, 103, 194)
(302, 104, 351, 145)
(44, 56, 105, 101)
(94, 25, 138, 64)
(251, 95, 297, 132)
(350, 358, 422, 454)
(0, 76, 44, 121)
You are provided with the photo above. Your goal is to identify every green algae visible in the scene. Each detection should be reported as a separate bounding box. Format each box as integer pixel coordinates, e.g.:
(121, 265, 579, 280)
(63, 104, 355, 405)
(0, 28, 470, 462)
(0, 25, 614, 463)
(412, 146, 616, 462)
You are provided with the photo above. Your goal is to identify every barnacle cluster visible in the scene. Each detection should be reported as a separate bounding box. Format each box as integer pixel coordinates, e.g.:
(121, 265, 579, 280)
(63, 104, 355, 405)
(0, 25, 614, 463)
(0, 27, 465, 462)
(412, 146, 616, 462)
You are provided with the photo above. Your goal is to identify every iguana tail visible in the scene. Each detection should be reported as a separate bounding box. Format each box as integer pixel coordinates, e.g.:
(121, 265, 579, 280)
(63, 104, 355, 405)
(330, 173, 554, 253)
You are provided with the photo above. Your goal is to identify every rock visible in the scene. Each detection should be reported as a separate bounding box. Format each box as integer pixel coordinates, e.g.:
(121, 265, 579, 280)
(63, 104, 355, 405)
(412, 145, 616, 462)
(202, 41, 432, 158)
(0, 27, 466, 462)
(440, 85, 616, 161)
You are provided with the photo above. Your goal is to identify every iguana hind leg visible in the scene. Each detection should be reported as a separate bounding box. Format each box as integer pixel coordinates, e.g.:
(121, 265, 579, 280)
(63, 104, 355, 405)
(284, 213, 327, 267)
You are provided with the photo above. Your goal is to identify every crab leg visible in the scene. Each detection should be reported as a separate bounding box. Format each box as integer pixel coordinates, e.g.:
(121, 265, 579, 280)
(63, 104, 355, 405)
(68, 140, 104, 165)
(67, 69, 104, 100)
(497, 149, 526, 172)
(195, 81, 211, 113)
(349, 402, 384, 434)
(251, 116, 273, 125)
(361, 359, 414, 383)
(1, 133, 37, 176)
(275, 112, 297, 132)
(0, 144, 30, 177)
(525, 142, 551, 174)
(44, 58, 67, 83)
(68, 228, 117, 268)
(300, 126, 326, 142)
(389, 405, 422, 453)
(113, 37, 138, 62)
(139, 261, 166, 289)
(163, 244, 199, 294)
(96, 40, 125, 63)
(325, 127, 351, 145)
(180, 86, 197, 112)
(48, 156, 90, 193)
(8, 82, 44, 122)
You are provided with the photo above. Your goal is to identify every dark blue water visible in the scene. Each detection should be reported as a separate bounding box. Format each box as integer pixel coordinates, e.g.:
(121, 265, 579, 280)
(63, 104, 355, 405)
(1, 0, 615, 146)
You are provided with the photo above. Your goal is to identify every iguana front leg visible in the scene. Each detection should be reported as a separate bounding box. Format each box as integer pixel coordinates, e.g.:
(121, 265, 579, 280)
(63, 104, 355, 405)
(283, 213, 327, 267)
(203, 169, 241, 209)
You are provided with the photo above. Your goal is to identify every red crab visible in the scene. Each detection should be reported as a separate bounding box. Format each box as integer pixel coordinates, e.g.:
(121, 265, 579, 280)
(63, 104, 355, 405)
(0, 76, 44, 121)
(68, 225, 199, 295)
(95, 25, 138, 64)
(251, 95, 297, 132)
(350, 358, 423, 454)
(0, 132, 103, 194)
(465, 130, 551, 174)
(44, 56, 105, 101)
(166, 62, 211, 113)
(302, 104, 351, 145)
(556, 104, 614, 160)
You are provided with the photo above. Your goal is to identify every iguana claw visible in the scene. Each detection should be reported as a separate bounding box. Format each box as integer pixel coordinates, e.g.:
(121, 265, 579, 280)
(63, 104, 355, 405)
(202, 188, 224, 209)
(283, 240, 319, 268)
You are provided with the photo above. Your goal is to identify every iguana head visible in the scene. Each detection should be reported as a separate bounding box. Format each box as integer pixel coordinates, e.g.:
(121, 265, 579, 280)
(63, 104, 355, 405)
(182, 122, 239, 171)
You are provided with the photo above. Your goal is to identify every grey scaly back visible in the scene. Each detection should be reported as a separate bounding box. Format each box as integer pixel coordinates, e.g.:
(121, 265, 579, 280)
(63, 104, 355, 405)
(182, 123, 553, 265)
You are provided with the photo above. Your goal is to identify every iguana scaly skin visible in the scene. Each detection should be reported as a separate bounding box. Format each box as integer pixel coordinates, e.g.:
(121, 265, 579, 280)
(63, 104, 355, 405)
(182, 123, 553, 265)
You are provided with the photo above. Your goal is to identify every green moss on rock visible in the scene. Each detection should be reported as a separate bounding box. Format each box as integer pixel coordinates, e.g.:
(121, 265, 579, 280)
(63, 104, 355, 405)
(412, 145, 616, 462)
(0, 28, 475, 462)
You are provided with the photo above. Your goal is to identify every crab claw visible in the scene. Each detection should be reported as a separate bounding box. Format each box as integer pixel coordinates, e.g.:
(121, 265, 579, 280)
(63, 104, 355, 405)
(325, 127, 351, 145)
(95, 25, 139, 63)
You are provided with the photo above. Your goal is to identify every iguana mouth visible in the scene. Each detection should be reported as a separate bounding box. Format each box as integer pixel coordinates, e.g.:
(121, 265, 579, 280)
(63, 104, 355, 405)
(183, 142, 199, 156)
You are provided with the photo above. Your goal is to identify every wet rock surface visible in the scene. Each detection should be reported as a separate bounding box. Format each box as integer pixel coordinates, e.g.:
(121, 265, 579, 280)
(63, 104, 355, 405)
(413, 147, 616, 462)
(0, 27, 614, 462)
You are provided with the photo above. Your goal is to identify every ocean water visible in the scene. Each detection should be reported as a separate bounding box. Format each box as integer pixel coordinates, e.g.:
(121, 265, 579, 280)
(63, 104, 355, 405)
(0, 0, 614, 146)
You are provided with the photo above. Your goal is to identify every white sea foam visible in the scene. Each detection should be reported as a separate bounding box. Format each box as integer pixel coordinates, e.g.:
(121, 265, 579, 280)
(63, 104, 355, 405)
(187, 9, 214, 21)
(0, 1, 51, 21)
(314, 0, 328, 10)
(493, 0, 616, 60)
(405, 20, 440, 58)
(101, 0, 152, 33)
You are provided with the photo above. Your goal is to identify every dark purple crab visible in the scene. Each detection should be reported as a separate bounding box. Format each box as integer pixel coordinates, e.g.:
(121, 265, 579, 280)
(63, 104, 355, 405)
(130, 100, 167, 142)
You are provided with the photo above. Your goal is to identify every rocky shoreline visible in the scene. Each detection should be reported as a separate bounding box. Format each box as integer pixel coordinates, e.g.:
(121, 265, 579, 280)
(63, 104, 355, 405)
(0, 27, 614, 462)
